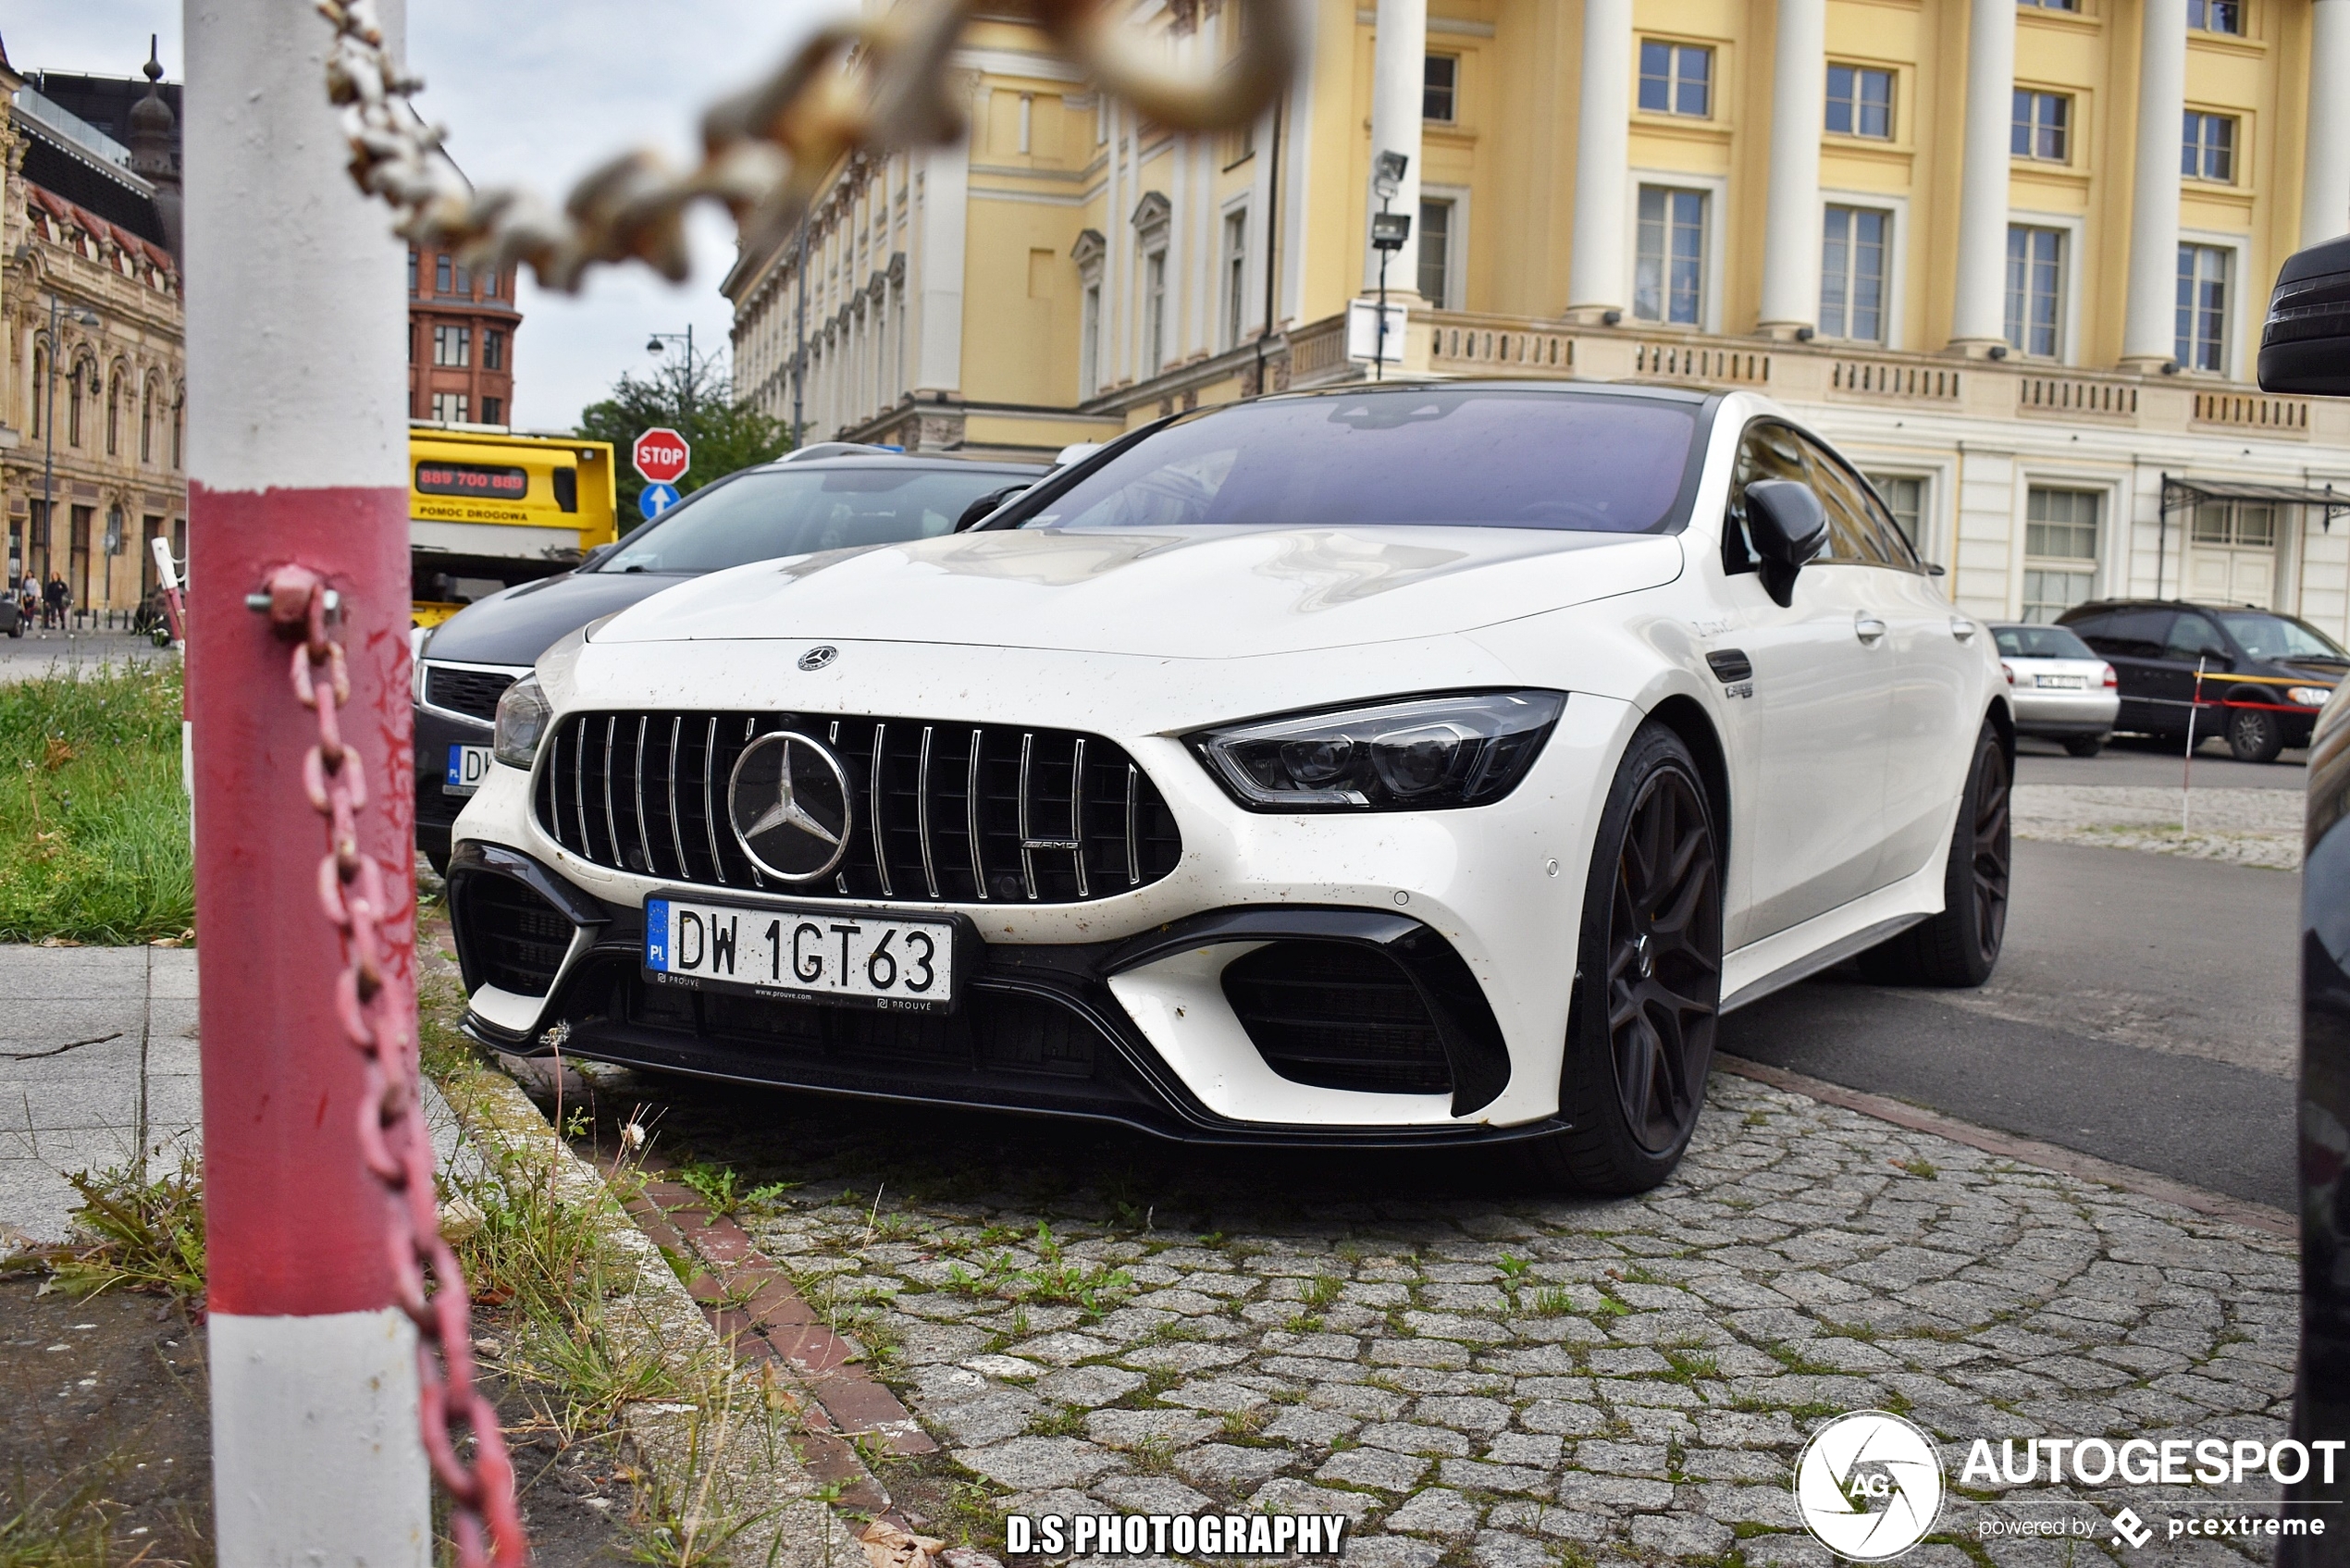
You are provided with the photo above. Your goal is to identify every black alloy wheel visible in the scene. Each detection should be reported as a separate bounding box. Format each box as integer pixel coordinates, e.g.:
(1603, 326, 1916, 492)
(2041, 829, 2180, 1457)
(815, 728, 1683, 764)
(1860, 723, 2011, 986)
(1518, 722, 1723, 1194)
(2229, 705, 2286, 764)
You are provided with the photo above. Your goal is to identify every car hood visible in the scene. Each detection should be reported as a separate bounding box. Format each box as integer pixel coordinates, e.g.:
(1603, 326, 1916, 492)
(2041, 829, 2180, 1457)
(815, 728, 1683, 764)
(590, 525, 1685, 660)
(423, 570, 694, 667)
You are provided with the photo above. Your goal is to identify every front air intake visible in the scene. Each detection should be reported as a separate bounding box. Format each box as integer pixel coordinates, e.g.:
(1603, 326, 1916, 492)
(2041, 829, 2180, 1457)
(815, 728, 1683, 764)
(454, 875, 574, 995)
(1221, 940, 1453, 1095)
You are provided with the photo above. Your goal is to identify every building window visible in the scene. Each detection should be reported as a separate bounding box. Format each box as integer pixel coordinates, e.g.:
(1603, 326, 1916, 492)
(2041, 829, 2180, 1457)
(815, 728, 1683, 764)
(2176, 243, 2230, 372)
(430, 391, 469, 423)
(28, 350, 42, 439)
(106, 373, 121, 457)
(1081, 283, 1102, 398)
(1423, 55, 1458, 122)
(1825, 65, 1894, 139)
(482, 267, 498, 300)
(1638, 42, 1712, 117)
(433, 326, 472, 367)
(2188, 0, 2243, 32)
(481, 396, 503, 426)
(435, 253, 451, 293)
(1868, 475, 1926, 549)
(2193, 499, 2277, 549)
(2004, 225, 2065, 357)
(453, 263, 472, 296)
(408, 249, 418, 295)
(1634, 187, 1707, 326)
(2019, 0, 2079, 9)
(1144, 251, 1168, 371)
(141, 381, 154, 464)
(2011, 90, 2070, 161)
(2022, 488, 2100, 622)
(1417, 198, 1454, 309)
(1222, 212, 1250, 350)
(2182, 111, 2235, 182)
(1820, 206, 1887, 342)
(68, 371, 82, 448)
(484, 329, 505, 371)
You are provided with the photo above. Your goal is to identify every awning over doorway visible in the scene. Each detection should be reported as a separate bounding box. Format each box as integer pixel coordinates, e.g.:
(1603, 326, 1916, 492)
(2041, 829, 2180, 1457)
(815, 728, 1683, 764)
(2161, 475, 2350, 525)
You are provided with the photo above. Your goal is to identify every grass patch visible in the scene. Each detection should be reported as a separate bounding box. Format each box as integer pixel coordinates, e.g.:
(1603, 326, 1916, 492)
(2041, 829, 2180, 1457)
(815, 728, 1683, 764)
(673, 1159, 798, 1220)
(0, 665, 191, 945)
(0, 1461, 121, 1568)
(37, 1155, 206, 1306)
(942, 1223, 1134, 1315)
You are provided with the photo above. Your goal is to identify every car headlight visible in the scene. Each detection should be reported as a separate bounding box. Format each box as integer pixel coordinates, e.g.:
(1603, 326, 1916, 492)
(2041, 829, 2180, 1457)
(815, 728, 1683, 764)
(2291, 686, 2333, 709)
(492, 673, 553, 769)
(1190, 690, 1565, 810)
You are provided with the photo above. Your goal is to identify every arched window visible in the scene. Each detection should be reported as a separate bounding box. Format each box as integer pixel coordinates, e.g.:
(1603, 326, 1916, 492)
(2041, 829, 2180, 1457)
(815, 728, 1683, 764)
(106, 370, 122, 456)
(141, 379, 155, 464)
(170, 390, 183, 470)
(67, 364, 83, 447)
(28, 350, 43, 440)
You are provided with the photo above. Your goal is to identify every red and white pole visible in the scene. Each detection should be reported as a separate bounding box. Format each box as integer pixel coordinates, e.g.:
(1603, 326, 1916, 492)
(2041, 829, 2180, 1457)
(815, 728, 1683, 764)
(185, 1, 430, 1562)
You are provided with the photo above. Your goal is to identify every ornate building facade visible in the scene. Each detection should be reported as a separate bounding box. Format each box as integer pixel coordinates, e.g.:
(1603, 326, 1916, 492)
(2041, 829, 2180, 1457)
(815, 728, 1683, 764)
(0, 40, 186, 617)
(729, 0, 2350, 635)
(408, 241, 519, 428)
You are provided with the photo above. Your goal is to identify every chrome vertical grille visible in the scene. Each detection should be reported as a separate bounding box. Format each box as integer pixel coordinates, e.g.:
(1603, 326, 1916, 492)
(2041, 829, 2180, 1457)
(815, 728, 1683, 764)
(532, 710, 1181, 904)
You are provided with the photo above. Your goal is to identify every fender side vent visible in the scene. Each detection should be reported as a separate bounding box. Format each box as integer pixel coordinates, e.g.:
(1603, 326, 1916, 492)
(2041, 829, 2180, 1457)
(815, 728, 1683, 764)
(1221, 940, 1452, 1095)
(1704, 648, 1753, 684)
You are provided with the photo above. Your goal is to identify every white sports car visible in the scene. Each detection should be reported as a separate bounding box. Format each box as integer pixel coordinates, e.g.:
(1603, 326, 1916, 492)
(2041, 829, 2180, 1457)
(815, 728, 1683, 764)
(449, 382, 2010, 1191)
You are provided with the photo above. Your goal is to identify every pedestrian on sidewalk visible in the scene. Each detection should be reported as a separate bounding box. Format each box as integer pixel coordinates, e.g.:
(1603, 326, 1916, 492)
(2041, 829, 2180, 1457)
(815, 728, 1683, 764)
(42, 574, 65, 631)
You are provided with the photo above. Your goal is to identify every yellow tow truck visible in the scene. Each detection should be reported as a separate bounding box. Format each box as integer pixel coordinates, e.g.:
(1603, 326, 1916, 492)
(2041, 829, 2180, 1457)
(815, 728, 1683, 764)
(409, 425, 620, 627)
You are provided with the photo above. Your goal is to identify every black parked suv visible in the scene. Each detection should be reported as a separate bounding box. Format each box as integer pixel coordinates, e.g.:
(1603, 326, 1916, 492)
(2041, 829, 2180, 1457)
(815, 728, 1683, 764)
(2055, 598, 2347, 763)
(414, 447, 1045, 873)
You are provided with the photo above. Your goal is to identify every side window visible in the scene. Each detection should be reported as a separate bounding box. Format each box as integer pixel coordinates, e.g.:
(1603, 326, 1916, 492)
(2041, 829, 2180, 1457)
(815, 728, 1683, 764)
(1797, 438, 1900, 568)
(2085, 608, 2172, 660)
(2057, 610, 2109, 644)
(1725, 422, 1811, 575)
(2164, 612, 2227, 662)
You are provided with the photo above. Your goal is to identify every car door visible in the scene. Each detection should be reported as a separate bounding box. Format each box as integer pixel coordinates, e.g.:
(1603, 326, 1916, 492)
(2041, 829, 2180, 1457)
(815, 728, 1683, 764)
(1713, 420, 1893, 948)
(1802, 439, 1978, 890)
(2075, 608, 2177, 734)
(2160, 610, 2233, 740)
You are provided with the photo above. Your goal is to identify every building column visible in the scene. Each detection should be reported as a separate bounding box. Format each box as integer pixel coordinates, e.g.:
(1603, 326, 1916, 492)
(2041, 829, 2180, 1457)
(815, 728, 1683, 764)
(1948, 0, 2016, 351)
(1364, 0, 1426, 296)
(1758, 0, 1827, 335)
(912, 136, 967, 396)
(2122, 0, 2188, 369)
(2305, 0, 2350, 245)
(1566, 0, 1633, 319)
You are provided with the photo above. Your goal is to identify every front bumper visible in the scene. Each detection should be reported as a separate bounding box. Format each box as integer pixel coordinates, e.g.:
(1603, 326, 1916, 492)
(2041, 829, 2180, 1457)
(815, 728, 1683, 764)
(446, 681, 1639, 1140)
(414, 702, 494, 864)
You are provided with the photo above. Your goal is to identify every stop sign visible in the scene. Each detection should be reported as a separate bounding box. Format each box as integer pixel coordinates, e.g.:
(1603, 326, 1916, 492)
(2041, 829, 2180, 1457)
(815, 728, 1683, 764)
(632, 426, 690, 486)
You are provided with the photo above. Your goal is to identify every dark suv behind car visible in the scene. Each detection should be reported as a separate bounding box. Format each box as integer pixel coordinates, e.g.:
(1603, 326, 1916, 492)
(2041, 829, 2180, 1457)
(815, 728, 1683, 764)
(414, 448, 1045, 873)
(2055, 598, 2348, 762)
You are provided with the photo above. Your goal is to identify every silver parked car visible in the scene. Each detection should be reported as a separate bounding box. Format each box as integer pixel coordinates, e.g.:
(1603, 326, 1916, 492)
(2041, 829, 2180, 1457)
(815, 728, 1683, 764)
(1992, 623, 2119, 756)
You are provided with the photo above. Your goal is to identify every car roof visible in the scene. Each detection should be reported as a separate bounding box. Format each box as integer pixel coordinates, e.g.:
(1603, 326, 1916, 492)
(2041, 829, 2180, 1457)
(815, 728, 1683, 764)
(749, 451, 1048, 475)
(1251, 377, 1713, 409)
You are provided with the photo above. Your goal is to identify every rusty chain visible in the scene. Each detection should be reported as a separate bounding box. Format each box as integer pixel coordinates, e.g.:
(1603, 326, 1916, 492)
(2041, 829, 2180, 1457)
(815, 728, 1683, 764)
(318, 0, 1295, 293)
(261, 568, 523, 1568)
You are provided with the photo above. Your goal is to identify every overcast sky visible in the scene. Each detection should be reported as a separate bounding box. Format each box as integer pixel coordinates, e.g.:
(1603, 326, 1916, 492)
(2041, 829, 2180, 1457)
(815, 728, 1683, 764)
(8, 0, 847, 430)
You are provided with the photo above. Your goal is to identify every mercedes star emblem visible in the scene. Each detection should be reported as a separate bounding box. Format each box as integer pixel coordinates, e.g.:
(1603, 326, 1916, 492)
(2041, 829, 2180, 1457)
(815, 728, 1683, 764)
(798, 645, 838, 672)
(726, 731, 852, 882)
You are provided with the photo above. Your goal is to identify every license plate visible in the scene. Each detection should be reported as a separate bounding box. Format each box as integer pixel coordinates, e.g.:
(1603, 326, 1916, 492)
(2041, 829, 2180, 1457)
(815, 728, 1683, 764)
(444, 743, 493, 795)
(2035, 674, 2086, 689)
(644, 896, 959, 1010)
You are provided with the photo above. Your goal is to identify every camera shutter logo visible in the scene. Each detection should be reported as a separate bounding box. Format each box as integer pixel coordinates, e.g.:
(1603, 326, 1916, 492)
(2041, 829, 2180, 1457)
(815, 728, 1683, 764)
(1793, 1411, 1946, 1561)
(726, 732, 852, 882)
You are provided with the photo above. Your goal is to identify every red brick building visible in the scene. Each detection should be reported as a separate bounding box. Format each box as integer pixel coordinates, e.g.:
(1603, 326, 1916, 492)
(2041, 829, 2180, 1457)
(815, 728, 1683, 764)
(408, 244, 518, 426)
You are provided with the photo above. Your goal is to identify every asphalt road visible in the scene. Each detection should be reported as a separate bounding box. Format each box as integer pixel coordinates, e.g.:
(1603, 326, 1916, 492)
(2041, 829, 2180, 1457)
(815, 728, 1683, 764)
(2015, 731, 2307, 787)
(1721, 833, 2300, 1211)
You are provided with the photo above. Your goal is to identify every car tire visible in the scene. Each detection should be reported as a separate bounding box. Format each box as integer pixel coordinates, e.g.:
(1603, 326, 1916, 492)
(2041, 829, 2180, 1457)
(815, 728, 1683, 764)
(1515, 721, 1723, 1195)
(2228, 706, 2286, 764)
(2063, 735, 2103, 758)
(1859, 723, 2010, 988)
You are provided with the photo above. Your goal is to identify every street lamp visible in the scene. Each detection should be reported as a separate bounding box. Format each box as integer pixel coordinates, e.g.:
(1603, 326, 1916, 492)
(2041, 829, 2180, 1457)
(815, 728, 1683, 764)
(1368, 151, 1411, 383)
(646, 327, 696, 442)
(31, 294, 102, 595)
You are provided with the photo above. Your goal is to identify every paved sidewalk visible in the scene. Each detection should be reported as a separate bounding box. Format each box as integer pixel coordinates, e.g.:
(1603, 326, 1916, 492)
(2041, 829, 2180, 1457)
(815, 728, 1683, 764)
(0, 945, 462, 1245)
(0, 630, 174, 684)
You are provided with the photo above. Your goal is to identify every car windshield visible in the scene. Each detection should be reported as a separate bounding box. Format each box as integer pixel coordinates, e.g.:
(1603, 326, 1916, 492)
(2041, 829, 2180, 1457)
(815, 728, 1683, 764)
(1994, 626, 2094, 659)
(1020, 388, 1702, 534)
(595, 466, 1026, 574)
(2214, 611, 2349, 662)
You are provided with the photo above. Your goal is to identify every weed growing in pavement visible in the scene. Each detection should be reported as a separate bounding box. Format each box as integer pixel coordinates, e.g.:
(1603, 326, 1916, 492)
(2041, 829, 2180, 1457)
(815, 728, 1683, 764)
(619, 1364, 777, 1568)
(1895, 1156, 1940, 1179)
(0, 665, 192, 945)
(1766, 1342, 1843, 1377)
(43, 1154, 206, 1305)
(1303, 1273, 1344, 1308)
(940, 1223, 1133, 1316)
(1663, 1349, 1720, 1385)
(674, 1160, 798, 1220)
(1024, 1405, 1086, 1438)
(0, 1459, 122, 1568)
(1496, 1253, 1533, 1285)
(1530, 1286, 1577, 1316)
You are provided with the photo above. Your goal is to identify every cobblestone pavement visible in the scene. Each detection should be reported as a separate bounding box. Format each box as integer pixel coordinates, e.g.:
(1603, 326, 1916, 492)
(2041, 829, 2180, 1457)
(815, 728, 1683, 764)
(2015, 785, 2301, 870)
(581, 1063, 2298, 1565)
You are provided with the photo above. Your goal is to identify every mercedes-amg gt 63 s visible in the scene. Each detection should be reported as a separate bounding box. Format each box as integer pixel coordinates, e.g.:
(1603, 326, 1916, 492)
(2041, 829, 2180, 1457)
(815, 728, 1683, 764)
(446, 382, 2011, 1191)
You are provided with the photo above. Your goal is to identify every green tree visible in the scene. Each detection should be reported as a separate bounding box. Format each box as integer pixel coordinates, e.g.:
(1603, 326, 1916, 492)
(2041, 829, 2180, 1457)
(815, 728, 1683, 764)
(575, 345, 789, 518)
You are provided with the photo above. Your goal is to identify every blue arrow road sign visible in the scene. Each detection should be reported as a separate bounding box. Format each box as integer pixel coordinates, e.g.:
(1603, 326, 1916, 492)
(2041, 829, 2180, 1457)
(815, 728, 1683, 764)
(639, 482, 681, 520)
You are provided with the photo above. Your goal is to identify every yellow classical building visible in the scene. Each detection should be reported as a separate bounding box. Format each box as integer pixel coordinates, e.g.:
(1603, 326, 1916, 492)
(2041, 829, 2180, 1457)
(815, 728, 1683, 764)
(726, 0, 2350, 632)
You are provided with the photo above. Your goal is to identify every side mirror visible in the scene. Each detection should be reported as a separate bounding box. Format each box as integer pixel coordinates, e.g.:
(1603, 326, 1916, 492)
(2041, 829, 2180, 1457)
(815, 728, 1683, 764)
(2259, 234, 2350, 395)
(1742, 480, 1829, 608)
(956, 484, 1031, 532)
